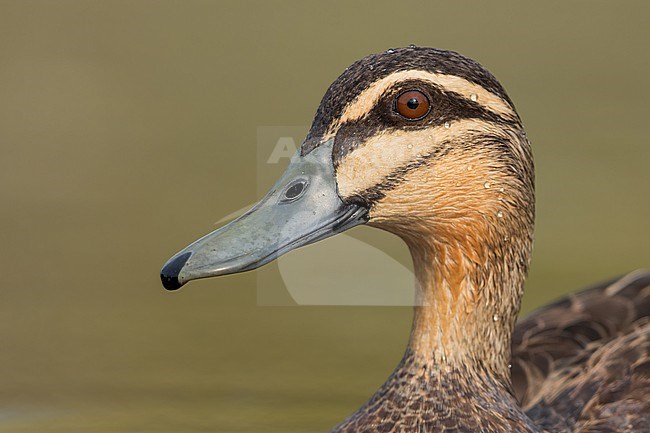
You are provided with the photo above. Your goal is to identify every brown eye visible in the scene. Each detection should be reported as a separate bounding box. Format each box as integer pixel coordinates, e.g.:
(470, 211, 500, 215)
(395, 90, 430, 120)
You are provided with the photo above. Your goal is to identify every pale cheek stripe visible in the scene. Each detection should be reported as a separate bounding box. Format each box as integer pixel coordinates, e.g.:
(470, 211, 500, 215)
(335, 70, 516, 130)
(335, 119, 503, 198)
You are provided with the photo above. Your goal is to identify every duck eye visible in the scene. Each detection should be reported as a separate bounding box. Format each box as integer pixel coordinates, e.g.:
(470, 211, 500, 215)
(395, 90, 430, 120)
(280, 179, 308, 203)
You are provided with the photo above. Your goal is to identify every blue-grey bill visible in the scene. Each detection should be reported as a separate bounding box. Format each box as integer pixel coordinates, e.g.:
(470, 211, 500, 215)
(160, 141, 368, 290)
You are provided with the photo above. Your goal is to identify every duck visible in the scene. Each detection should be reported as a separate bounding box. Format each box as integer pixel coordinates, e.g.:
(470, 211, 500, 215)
(160, 46, 650, 432)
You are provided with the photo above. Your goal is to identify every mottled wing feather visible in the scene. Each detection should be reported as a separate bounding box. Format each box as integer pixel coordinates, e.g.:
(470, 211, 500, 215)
(525, 320, 650, 432)
(510, 270, 650, 432)
(571, 323, 650, 432)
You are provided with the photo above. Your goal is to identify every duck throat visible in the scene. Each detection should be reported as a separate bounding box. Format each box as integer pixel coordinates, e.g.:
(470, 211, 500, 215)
(403, 226, 531, 385)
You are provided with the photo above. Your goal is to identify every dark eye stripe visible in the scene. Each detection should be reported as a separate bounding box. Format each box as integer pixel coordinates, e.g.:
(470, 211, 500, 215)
(331, 81, 518, 168)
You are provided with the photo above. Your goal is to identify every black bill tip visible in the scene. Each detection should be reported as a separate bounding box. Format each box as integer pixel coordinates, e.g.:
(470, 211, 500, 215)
(160, 252, 192, 291)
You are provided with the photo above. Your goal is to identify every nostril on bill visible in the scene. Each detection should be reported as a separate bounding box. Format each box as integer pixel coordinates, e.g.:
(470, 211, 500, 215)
(160, 252, 192, 291)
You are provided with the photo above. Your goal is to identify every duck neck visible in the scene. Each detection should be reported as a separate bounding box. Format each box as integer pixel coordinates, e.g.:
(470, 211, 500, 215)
(332, 231, 538, 433)
(403, 231, 531, 386)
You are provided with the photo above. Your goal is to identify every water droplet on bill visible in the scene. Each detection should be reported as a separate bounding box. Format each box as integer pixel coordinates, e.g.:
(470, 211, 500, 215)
(470, 93, 478, 102)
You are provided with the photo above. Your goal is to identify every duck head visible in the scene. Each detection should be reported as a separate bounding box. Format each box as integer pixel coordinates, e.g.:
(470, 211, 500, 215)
(161, 48, 534, 352)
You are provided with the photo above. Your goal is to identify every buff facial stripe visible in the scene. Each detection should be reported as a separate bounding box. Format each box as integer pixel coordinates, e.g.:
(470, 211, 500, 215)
(335, 118, 507, 198)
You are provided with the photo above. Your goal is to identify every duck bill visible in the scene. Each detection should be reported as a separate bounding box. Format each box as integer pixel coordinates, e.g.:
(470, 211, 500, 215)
(160, 140, 368, 290)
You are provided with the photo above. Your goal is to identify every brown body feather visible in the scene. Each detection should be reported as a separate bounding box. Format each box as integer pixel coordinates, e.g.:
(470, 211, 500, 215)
(514, 270, 650, 432)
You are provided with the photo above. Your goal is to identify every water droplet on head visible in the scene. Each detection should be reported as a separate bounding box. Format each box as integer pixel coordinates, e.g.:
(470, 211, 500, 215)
(499, 187, 504, 193)
(497, 211, 504, 218)
(444, 122, 451, 129)
(493, 314, 499, 322)
(386, 48, 395, 54)
(508, 364, 512, 369)
(368, 64, 374, 71)
(504, 235, 510, 242)
(470, 94, 478, 102)
(484, 182, 491, 189)
(408, 44, 417, 49)
(407, 144, 413, 149)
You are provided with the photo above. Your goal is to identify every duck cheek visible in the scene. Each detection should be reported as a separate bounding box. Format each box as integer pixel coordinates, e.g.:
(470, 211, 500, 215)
(366, 199, 423, 233)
